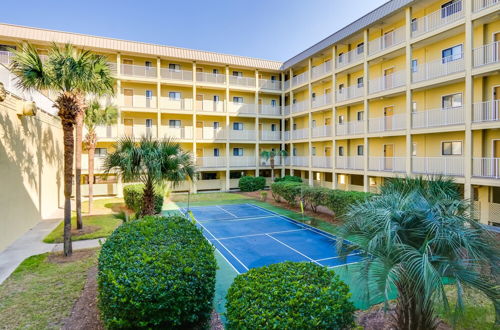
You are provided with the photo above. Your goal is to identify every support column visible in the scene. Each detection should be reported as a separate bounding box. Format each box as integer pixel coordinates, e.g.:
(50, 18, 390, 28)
(362, 29, 370, 192)
(331, 45, 337, 189)
(225, 66, 231, 191)
(281, 72, 286, 177)
(192, 61, 198, 193)
(156, 58, 162, 139)
(308, 58, 313, 186)
(255, 69, 260, 175)
(116, 53, 122, 137)
(289, 68, 294, 176)
(405, 7, 413, 177)
(464, 0, 473, 201)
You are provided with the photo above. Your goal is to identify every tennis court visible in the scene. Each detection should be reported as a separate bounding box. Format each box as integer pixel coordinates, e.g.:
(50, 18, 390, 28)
(183, 203, 362, 274)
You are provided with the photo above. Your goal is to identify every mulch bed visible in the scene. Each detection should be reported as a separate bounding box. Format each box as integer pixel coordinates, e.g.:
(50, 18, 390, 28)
(71, 225, 100, 237)
(48, 249, 97, 264)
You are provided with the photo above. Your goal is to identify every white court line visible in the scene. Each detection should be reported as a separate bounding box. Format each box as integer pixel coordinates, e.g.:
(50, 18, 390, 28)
(198, 215, 279, 223)
(215, 205, 238, 218)
(314, 252, 362, 262)
(217, 229, 306, 241)
(328, 260, 362, 269)
(266, 234, 323, 266)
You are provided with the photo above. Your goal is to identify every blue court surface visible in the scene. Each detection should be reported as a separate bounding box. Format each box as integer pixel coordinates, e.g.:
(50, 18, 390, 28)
(182, 203, 362, 274)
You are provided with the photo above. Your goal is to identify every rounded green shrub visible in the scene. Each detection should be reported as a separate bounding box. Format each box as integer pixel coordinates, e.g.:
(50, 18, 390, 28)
(98, 216, 217, 329)
(123, 184, 164, 215)
(226, 262, 356, 329)
(274, 175, 302, 183)
(270, 181, 303, 205)
(325, 190, 373, 218)
(239, 176, 266, 192)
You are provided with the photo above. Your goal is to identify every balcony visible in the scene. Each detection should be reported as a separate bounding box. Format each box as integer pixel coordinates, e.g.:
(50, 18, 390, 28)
(472, 100, 500, 123)
(230, 156, 256, 167)
(411, 0, 464, 38)
(197, 127, 226, 140)
(197, 179, 224, 190)
(411, 106, 464, 129)
(473, 158, 500, 179)
(291, 71, 308, 88)
(163, 127, 193, 139)
(124, 126, 156, 139)
(229, 129, 256, 140)
(195, 100, 225, 113)
(291, 100, 309, 114)
(196, 157, 226, 168)
(369, 157, 406, 173)
(121, 64, 157, 79)
(412, 56, 464, 83)
(412, 157, 464, 176)
(259, 105, 281, 116)
(312, 93, 332, 108)
(336, 156, 364, 170)
(160, 68, 193, 82)
(0, 51, 13, 65)
(336, 85, 364, 102)
(160, 98, 193, 111)
(260, 130, 281, 141)
(82, 156, 106, 171)
(259, 79, 281, 91)
(284, 105, 291, 116)
(369, 70, 405, 94)
(196, 72, 226, 85)
(291, 128, 309, 140)
(284, 80, 290, 90)
(229, 76, 256, 88)
(336, 48, 364, 69)
(228, 102, 256, 115)
(286, 156, 309, 167)
(368, 26, 405, 56)
(473, 42, 499, 68)
(311, 60, 333, 80)
(84, 125, 117, 139)
(311, 125, 332, 138)
(260, 157, 283, 167)
(473, 0, 499, 12)
(369, 114, 406, 133)
(312, 156, 332, 168)
(335, 120, 364, 136)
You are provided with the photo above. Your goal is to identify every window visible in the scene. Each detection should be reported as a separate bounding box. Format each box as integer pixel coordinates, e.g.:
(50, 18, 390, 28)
(0, 44, 15, 51)
(442, 93, 463, 109)
(271, 123, 277, 131)
(213, 95, 220, 102)
(357, 111, 364, 121)
(357, 145, 364, 156)
(213, 122, 220, 129)
(311, 92, 316, 100)
(169, 92, 181, 100)
(202, 172, 217, 180)
(233, 96, 243, 103)
(338, 146, 344, 156)
(411, 18, 418, 32)
(169, 120, 181, 128)
(412, 143, 417, 156)
(213, 148, 220, 157)
(292, 99, 297, 104)
(312, 147, 316, 156)
(145, 90, 153, 99)
(311, 120, 317, 128)
(338, 52, 344, 63)
(146, 119, 153, 128)
(95, 148, 107, 157)
(213, 68, 219, 75)
(442, 45, 463, 63)
(233, 148, 244, 156)
(233, 122, 243, 130)
(357, 43, 364, 54)
(339, 84, 345, 93)
(442, 141, 462, 155)
(441, 0, 461, 18)
(293, 123, 297, 130)
(145, 61, 152, 68)
(338, 115, 345, 124)
(230, 171, 243, 179)
(412, 101, 417, 113)
(357, 77, 364, 88)
(271, 75, 276, 81)
(232, 71, 243, 77)
(271, 99, 277, 107)
(293, 148, 297, 156)
(411, 59, 418, 73)
(168, 63, 181, 72)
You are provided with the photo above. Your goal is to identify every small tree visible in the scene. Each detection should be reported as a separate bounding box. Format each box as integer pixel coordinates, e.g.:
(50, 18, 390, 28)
(260, 149, 287, 182)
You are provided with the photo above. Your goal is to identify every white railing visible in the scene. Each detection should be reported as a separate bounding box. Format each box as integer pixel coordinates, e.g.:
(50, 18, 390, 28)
(311, 125, 332, 138)
(336, 85, 364, 102)
(412, 157, 464, 176)
(472, 100, 500, 123)
(369, 114, 406, 132)
(197, 127, 226, 140)
(284, 80, 290, 90)
(412, 55, 464, 83)
(312, 92, 332, 108)
(81, 156, 106, 171)
(197, 157, 227, 168)
(197, 179, 224, 190)
(284, 105, 291, 116)
(368, 26, 406, 56)
(369, 157, 406, 173)
(336, 48, 364, 69)
(291, 128, 309, 140)
(229, 76, 256, 88)
(284, 131, 291, 141)
(260, 130, 281, 141)
(335, 121, 365, 136)
(124, 126, 156, 139)
(160, 68, 193, 81)
(196, 72, 226, 84)
(312, 156, 332, 168)
(488, 202, 500, 225)
(259, 156, 283, 167)
(196, 100, 225, 113)
(163, 127, 193, 139)
(411, 0, 464, 38)
(259, 105, 281, 116)
(292, 71, 308, 87)
(369, 70, 405, 94)
(160, 98, 193, 111)
(230, 156, 256, 167)
(289, 156, 309, 167)
(312, 60, 333, 80)
(123, 96, 157, 109)
(228, 102, 256, 114)
(0, 51, 13, 65)
(259, 79, 281, 90)
(473, 42, 499, 67)
(229, 129, 256, 140)
(120, 64, 157, 78)
(411, 106, 464, 129)
(92, 125, 117, 139)
(336, 156, 364, 170)
(473, 158, 500, 178)
(473, 0, 499, 12)
(291, 100, 309, 114)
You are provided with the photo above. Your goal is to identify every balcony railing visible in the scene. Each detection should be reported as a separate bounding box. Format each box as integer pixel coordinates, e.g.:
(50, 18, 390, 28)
(228, 102, 256, 114)
(369, 114, 406, 132)
(196, 157, 227, 168)
(473, 0, 500, 12)
(292, 71, 308, 87)
(197, 179, 224, 190)
(291, 128, 309, 140)
(336, 120, 365, 136)
(412, 157, 464, 176)
(311, 125, 332, 138)
(368, 26, 406, 56)
(259, 104, 281, 116)
(83, 125, 117, 139)
(259, 79, 282, 90)
(161, 98, 193, 111)
(260, 130, 281, 141)
(287, 156, 309, 167)
(412, 55, 465, 83)
(230, 156, 256, 167)
(197, 127, 226, 140)
(312, 156, 332, 168)
(259, 156, 283, 167)
(121, 64, 157, 78)
(284, 80, 290, 90)
(473, 158, 500, 178)
(369, 70, 405, 94)
(411, 106, 464, 129)
(473, 42, 500, 67)
(160, 68, 193, 81)
(291, 100, 309, 114)
(284, 105, 291, 116)
(123, 96, 157, 109)
(311, 60, 333, 80)
(312, 92, 332, 108)
(369, 157, 406, 173)
(0, 51, 13, 65)
(196, 72, 226, 84)
(229, 129, 256, 140)
(472, 100, 500, 123)
(163, 127, 193, 139)
(336, 48, 364, 69)
(336, 156, 364, 170)
(411, 0, 464, 38)
(195, 100, 225, 112)
(229, 76, 256, 88)
(124, 126, 156, 139)
(336, 85, 364, 102)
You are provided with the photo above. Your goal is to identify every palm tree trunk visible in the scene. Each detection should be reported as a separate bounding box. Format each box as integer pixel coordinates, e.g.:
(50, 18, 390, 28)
(142, 179, 155, 216)
(394, 282, 438, 330)
(88, 135, 96, 214)
(62, 121, 74, 256)
(270, 156, 275, 182)
(75, 111, 83, 229)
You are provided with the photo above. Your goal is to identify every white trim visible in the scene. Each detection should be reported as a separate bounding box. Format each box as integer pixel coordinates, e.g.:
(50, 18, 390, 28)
(217, 229, 306, 241)
(441, 139, 464, 156)
(266, 234, 323, 266)
(215, 205, 238, 218)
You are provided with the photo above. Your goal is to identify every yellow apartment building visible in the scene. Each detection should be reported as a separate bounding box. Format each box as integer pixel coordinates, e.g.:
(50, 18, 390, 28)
(0, 0, 499, 226)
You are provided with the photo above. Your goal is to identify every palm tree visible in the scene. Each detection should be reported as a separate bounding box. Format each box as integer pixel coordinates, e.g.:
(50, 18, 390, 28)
(11, 43, 114, 256)
(104, 137, 196, 216)
(260, 149, 288, 182)
(336, 176, 499, 329)
(83, 100, 118, 214)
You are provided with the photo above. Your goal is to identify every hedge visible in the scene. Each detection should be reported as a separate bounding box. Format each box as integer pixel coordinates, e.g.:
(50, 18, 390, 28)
(324, 190, 373, 218)
(274, 175, 302, 183)
(226, 262, 356, 329)
(270, 181, 303, 206)
(239, 176, 266, 192)
(302, 186, 330, 213)
(98, 216, 217, 329)
(123, 184, 164, 215)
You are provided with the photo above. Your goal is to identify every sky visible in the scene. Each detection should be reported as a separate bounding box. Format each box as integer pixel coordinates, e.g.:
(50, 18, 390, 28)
(0, 0, 388, 62)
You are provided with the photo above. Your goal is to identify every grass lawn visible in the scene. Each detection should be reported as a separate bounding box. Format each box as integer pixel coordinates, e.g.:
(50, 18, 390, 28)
(0, 249, 98, 329)
(43, 214, 122, 243)
(81, 197, 126, 214)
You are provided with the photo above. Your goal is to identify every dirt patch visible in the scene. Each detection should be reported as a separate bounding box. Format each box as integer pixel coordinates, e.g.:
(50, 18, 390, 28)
(210, 310, 224, 330)
(71, 225, 100, 237)
(48, 249, 97, 264)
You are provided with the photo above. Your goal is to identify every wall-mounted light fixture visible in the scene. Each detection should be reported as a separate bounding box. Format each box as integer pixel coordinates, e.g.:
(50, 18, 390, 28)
(0, 82, 6, 102)
(16, 100, 37, 117)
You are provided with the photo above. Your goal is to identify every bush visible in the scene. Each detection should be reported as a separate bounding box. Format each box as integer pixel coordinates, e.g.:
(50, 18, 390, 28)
(302, 186, 330, 213)
(274, 175, 302, 183)
(325, 190, 373, 218)
(98, 216, 217, 329)
(239, 176, 266, 192)
(123, 184, 164, 215)
(226, 262, 356, 329)
(270, 181, 303, 206)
